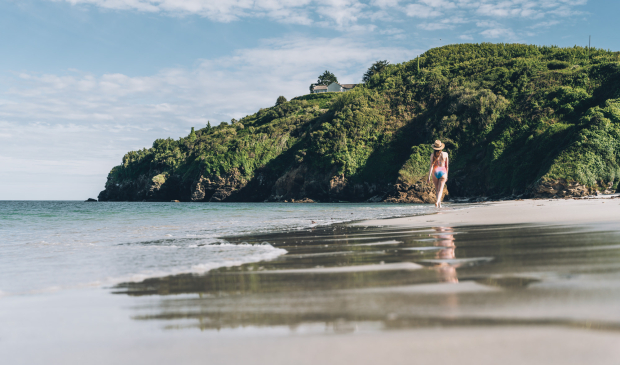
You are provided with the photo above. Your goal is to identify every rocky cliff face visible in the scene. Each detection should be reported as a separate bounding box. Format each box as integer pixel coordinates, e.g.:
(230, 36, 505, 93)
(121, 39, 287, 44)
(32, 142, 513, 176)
(101, 161, 619, 203)
(190, 168, 247, 202)
(98, 172, 188, 202)
(264, 164, 445, 203)
(529, 178, 615, 198)
(100, 163, 448, 203)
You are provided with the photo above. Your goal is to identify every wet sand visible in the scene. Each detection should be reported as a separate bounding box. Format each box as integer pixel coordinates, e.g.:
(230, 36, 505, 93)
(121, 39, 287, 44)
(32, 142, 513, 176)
(4, 200, 620, 364)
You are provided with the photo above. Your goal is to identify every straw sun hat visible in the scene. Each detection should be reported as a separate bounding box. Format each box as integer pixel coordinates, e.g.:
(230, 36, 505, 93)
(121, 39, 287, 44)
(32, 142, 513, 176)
(432, 140, 445, 150)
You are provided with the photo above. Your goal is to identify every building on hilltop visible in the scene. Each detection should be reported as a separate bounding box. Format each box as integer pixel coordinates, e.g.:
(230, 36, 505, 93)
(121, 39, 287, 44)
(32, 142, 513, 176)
(312, 82, 357, 94)
(312, 85, 328, 93)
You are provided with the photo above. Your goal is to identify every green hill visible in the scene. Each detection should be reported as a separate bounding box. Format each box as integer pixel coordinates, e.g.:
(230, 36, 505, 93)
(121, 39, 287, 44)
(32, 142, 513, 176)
(98, 43, 620, 202)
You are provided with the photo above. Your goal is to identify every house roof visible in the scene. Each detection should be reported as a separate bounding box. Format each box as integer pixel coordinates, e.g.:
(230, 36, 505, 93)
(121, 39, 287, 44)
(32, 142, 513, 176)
(341, 84, 357, 88)
(313, 85, 328, 90)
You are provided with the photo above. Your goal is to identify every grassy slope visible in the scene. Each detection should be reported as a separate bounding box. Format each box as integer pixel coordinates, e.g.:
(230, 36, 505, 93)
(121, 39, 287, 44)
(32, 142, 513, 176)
(101, 43, 620, 200)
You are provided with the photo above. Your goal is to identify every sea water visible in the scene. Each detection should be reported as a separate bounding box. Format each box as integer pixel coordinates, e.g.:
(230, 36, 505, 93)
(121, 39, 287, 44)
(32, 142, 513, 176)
(0, 201, 435, 296)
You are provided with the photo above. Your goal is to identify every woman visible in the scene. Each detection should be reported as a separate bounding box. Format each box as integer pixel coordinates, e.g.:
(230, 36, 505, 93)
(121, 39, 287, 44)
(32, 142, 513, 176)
(427, 140, 449, 208)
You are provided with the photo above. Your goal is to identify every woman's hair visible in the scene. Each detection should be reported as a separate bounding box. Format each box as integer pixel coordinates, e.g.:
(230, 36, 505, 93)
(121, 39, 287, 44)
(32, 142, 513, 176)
(432, 150, 442, 165)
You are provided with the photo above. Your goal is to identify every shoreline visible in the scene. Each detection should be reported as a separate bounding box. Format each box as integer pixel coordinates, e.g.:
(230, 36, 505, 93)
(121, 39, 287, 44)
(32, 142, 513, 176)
(6, 201, 620, 364)
(355, 197, 620, 228)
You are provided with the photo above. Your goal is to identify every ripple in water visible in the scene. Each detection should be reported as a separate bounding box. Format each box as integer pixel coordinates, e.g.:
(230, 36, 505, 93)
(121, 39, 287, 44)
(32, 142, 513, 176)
(0, 201, 437, 295)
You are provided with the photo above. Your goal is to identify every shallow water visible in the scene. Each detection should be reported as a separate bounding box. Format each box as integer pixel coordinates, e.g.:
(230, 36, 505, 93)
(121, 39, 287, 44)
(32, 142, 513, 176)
(115, 223, 620, 333)
(0, 201, 435, 295)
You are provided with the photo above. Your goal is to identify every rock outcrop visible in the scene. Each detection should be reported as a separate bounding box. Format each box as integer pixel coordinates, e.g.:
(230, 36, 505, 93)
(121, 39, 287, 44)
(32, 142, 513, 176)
(190, 169, 247, 202)
(99, 161, 451, 203)
(529, 179, 595, 198)
(383, 181, 448, 203)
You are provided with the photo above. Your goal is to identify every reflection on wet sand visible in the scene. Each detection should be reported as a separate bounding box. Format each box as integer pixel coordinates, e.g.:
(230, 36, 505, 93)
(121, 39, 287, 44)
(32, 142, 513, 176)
(114, 223, 620, 335)
(432, 227, 458, 283)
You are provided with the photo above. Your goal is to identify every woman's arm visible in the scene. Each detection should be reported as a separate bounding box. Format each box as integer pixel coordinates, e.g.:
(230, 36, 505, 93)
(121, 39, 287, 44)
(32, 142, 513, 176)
(445, 153, 449, 177)
(427, 153, 434, 183)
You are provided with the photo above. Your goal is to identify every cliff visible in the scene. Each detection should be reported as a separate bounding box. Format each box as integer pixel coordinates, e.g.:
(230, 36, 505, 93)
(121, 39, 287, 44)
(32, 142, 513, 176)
(98, 43, 620, 202)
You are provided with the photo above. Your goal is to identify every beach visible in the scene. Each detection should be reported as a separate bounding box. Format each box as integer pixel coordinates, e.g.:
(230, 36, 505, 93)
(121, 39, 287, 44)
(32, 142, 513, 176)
(2, 199, 620, 364)
(358, 197, 620, 227)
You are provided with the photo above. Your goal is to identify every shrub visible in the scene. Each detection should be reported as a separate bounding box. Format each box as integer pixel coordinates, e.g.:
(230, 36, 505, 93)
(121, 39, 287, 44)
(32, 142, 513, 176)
(547, 60, 570, 70)
(276, 96, 287, 105)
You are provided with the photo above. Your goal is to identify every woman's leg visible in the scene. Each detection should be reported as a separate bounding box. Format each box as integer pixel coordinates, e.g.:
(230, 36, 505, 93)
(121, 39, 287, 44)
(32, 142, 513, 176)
(436, 178, 447, 208)
(432, 175, 440, 207)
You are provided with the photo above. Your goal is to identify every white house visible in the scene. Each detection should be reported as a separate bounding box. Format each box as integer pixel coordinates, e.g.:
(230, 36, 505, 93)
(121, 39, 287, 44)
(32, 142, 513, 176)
(312, 85, 328, 93)
(312, 82, 357, 93)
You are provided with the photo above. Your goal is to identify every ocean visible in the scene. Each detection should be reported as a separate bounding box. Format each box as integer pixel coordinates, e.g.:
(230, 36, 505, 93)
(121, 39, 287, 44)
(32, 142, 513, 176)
(0, 201, 436, 296)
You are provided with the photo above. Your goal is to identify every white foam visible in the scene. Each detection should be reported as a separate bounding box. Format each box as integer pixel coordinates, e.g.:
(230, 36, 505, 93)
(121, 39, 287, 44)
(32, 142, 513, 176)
(10, 243, 287, 296)
(108, 243, 288, 284)
(190, 247, 287, 274)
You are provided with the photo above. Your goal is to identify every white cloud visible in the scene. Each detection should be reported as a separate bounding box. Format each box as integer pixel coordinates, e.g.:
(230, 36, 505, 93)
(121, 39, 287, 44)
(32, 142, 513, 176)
(52, 0, 589, 36)
(459, 34, 473, 40)
(5, 36, 419, 122)
(0, 36, 420, 199)
(404, 0, 587, 37)
(60, 0, 312, 23)
(314, 0, 368, 28)
(371, 0, 400, 8)
(480, 27, 516, 39)
(418, 0, 456, 9)
(419, 16, 468, 30)
(380, 27, 405, 35)
(530, 20, 560, 28)
(405, 4, 442, 18)
(55, 0, 378, 28)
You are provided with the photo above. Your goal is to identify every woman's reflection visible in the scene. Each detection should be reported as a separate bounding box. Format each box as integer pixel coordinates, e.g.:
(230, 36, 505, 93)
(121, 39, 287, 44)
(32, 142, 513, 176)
(433, 227, 458, 283)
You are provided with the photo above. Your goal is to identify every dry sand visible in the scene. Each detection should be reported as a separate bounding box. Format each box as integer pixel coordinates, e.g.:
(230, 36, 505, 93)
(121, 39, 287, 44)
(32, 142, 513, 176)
(40, 327, 620, 365)
(357, 197, 620, 228)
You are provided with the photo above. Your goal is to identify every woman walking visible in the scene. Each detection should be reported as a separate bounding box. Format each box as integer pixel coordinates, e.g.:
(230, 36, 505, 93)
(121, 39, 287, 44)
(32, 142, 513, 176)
(427, 140, 449, 208)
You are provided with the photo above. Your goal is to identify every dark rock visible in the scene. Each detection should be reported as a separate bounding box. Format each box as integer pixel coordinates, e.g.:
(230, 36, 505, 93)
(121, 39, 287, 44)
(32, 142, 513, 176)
(528, 178, 594, 198)
(85, 198, 97, 202)
(290, 198, 315, 203)
(383, 180, 447, 203)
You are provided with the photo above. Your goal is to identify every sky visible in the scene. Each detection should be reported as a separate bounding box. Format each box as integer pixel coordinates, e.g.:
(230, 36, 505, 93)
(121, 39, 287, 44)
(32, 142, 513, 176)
(0, 0, 617, 200)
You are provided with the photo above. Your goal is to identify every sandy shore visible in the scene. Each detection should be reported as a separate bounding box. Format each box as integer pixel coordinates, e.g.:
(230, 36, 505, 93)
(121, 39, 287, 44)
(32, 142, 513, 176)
(28, 327, 620, 365)
(6, 199, 620, 365)
(357, 197, 620, 227)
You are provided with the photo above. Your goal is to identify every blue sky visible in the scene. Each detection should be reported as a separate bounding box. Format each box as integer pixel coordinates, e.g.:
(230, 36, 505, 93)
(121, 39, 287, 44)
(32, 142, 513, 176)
(0, 0, 615, 200)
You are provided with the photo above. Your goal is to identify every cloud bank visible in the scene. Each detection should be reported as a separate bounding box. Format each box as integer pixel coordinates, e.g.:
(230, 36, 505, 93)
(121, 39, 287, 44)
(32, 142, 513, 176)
(54, 0, 588, 34)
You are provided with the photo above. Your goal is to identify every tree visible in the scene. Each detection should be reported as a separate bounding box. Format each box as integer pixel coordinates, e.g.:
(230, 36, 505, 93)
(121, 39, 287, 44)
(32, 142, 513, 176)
(310, 70, 338, 91)
(317, 70, 338, 86)
(276, 96, 287, 105)
(189, 127, 196, 142)
(362, 60, 389, 82)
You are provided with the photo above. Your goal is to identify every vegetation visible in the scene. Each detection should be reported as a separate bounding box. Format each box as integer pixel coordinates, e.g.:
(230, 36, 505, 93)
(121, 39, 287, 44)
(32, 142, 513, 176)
(276, 96, 287, 106)
(100, 43, 620, 201)
(362, 60, 389, 83)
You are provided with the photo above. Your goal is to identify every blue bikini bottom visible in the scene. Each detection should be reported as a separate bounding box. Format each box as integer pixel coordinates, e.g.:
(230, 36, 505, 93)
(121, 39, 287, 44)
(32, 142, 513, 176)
(434, 167, 447, 179)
